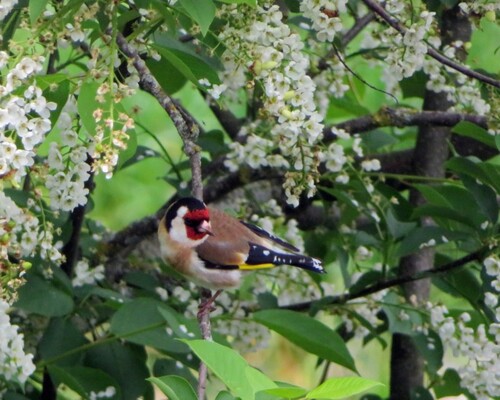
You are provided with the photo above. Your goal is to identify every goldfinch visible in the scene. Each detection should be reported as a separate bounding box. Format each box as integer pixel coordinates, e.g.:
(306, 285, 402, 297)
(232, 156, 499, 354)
(158, 197, 324, 290)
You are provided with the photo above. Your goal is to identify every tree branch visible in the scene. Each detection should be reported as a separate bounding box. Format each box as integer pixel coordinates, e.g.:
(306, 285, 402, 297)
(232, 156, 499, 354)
(114, 32, 211, 399)
(361, 0, 500, 89)
(283, 247, 489, 312)
(325, 107, 488, 139)
(114, 32, 203, 199)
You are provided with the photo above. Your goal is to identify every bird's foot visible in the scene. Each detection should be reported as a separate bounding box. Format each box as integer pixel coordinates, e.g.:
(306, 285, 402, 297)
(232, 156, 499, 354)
(197, 289, 222, 320)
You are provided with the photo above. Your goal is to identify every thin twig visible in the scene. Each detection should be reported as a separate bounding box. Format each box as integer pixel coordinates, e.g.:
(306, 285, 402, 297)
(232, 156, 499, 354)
(361, 0, 500, 89)
(331, 44, 399, 104)
(283, 247, 489, 312)
(341, 12, 375, 47)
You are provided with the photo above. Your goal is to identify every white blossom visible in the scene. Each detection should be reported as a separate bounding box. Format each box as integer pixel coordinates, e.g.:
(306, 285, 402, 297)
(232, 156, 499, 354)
(0, 300, 36, 385)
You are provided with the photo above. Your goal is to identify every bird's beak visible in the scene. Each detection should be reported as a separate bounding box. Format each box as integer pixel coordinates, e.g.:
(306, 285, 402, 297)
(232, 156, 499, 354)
(198, 220, 214, 236)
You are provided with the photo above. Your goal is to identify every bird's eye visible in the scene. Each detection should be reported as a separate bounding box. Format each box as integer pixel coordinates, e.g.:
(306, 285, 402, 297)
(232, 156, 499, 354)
(184, 218, 199, 228)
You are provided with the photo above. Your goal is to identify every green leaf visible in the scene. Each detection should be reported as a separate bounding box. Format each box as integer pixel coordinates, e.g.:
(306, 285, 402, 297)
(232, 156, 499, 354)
(433, 267, 482, 307)
(396, 226, 469, 258)
(215, 392, 239, 400)
(400, 71, 426, 98)
(198, 129, 227, 156)
(362, 130, 398, 151)
(146, 57, 187, 94)
(148, 376, 197, 400)
(43, 78, 70, 126)
(154, 45, 220, 87)
(433, 369, 466, 398)
(153, 359, 198, 387)
(39, 318, 88, 367)
(306, 377, 384, 399)
(110, 298, 189, 353)
(85, 342, 150, 400)
(460, 174, 498, 224)
(178, 0, 216, 36)
(382, 292, 424, 335)
(253, 309, 356, 372)
(15, 274, 74, 317)
(183, 340, 277, 400)
(261, 386, 308, 399)
(446, 157, 500, 193)
(48, 366, 119, 399)
(155, 47, 198, 83)
(413, 331, 443, 375)
(412, 204, 477, 228)
(29, 0, 49, 24)
(77, 81, 102, 134)
(452, 121, 496, 149)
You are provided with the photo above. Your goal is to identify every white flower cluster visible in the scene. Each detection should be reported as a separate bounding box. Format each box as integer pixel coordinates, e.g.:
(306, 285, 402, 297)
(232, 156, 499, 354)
(300, 0, 347, 42)
(55, 3, 100, 47)
(217, 4, 325, 206)
(0, 0, 18, 21)
(360, 3, 492, 117)
(0, 299, 35, 387)
(341, 289, 387, 339)
(426, 256, 500, 399)
(484, 256, 500, 296)
(458, 1, 500, 14)
(424, 42, 491, 116)
(0, 192, 63, 272)
(45, 97, 91, 211)
(313, 59, 350, 117)
(429, 305, 499, 399)
(89, 386, 116, 400)
(0, 53, 56, 184)
(72, 259, 105, 287)
(213, 291, 271, 354)
(382, 11, 435, 91)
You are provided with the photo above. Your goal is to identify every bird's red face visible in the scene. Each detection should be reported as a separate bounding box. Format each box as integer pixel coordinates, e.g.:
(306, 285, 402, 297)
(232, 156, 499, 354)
(183, 208, 212, 241)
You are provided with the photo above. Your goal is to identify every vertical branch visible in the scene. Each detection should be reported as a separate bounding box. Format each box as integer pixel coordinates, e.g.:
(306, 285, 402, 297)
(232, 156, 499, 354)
(114, 32, 211, 400)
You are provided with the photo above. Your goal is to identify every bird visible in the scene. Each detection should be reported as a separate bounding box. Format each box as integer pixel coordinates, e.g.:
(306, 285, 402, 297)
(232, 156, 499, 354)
(157, 197, 324, 291)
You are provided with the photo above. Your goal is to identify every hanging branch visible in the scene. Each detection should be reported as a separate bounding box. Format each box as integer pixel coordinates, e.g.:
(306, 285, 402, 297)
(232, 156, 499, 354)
(283, 247, 489, 312)
(361, 0, 500, 89)
(114, 32, 211, 400)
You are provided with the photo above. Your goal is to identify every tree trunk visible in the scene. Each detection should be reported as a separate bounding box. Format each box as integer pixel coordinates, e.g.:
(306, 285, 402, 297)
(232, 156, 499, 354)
(389, 5, 471, 399)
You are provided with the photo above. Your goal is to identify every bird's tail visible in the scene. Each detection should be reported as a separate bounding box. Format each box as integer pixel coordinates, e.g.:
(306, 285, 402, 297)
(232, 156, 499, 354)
(240, 243, 325, 273)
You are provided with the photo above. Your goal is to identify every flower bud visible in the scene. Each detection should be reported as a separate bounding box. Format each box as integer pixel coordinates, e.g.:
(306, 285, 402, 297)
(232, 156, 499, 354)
(283, 90, 295, 101)
(22, 261, 32, 270)
(485, 10, 496, 22)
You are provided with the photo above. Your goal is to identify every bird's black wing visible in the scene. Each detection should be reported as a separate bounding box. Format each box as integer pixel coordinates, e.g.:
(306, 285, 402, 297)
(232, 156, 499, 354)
(241, 243, 324, 273)
(240, 221, 300, 252)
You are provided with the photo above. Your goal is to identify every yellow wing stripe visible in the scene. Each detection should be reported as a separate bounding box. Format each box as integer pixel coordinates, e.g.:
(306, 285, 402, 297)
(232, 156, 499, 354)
(238, 263, 276, 270)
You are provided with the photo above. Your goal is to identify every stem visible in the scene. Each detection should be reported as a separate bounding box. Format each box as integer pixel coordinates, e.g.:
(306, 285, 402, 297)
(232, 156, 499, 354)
(196, 288, 218, 400)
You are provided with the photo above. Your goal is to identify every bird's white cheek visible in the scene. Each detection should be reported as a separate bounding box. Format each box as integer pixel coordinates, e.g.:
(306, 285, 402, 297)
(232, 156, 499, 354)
(170, 216, 208, 247)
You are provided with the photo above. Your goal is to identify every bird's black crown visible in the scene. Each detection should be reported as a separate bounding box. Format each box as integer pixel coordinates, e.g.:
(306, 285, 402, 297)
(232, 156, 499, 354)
(164, 197, 207, 231)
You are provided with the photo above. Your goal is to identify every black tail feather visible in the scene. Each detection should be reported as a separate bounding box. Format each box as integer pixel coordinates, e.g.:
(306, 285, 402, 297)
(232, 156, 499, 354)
(246, 243, 324, 273)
